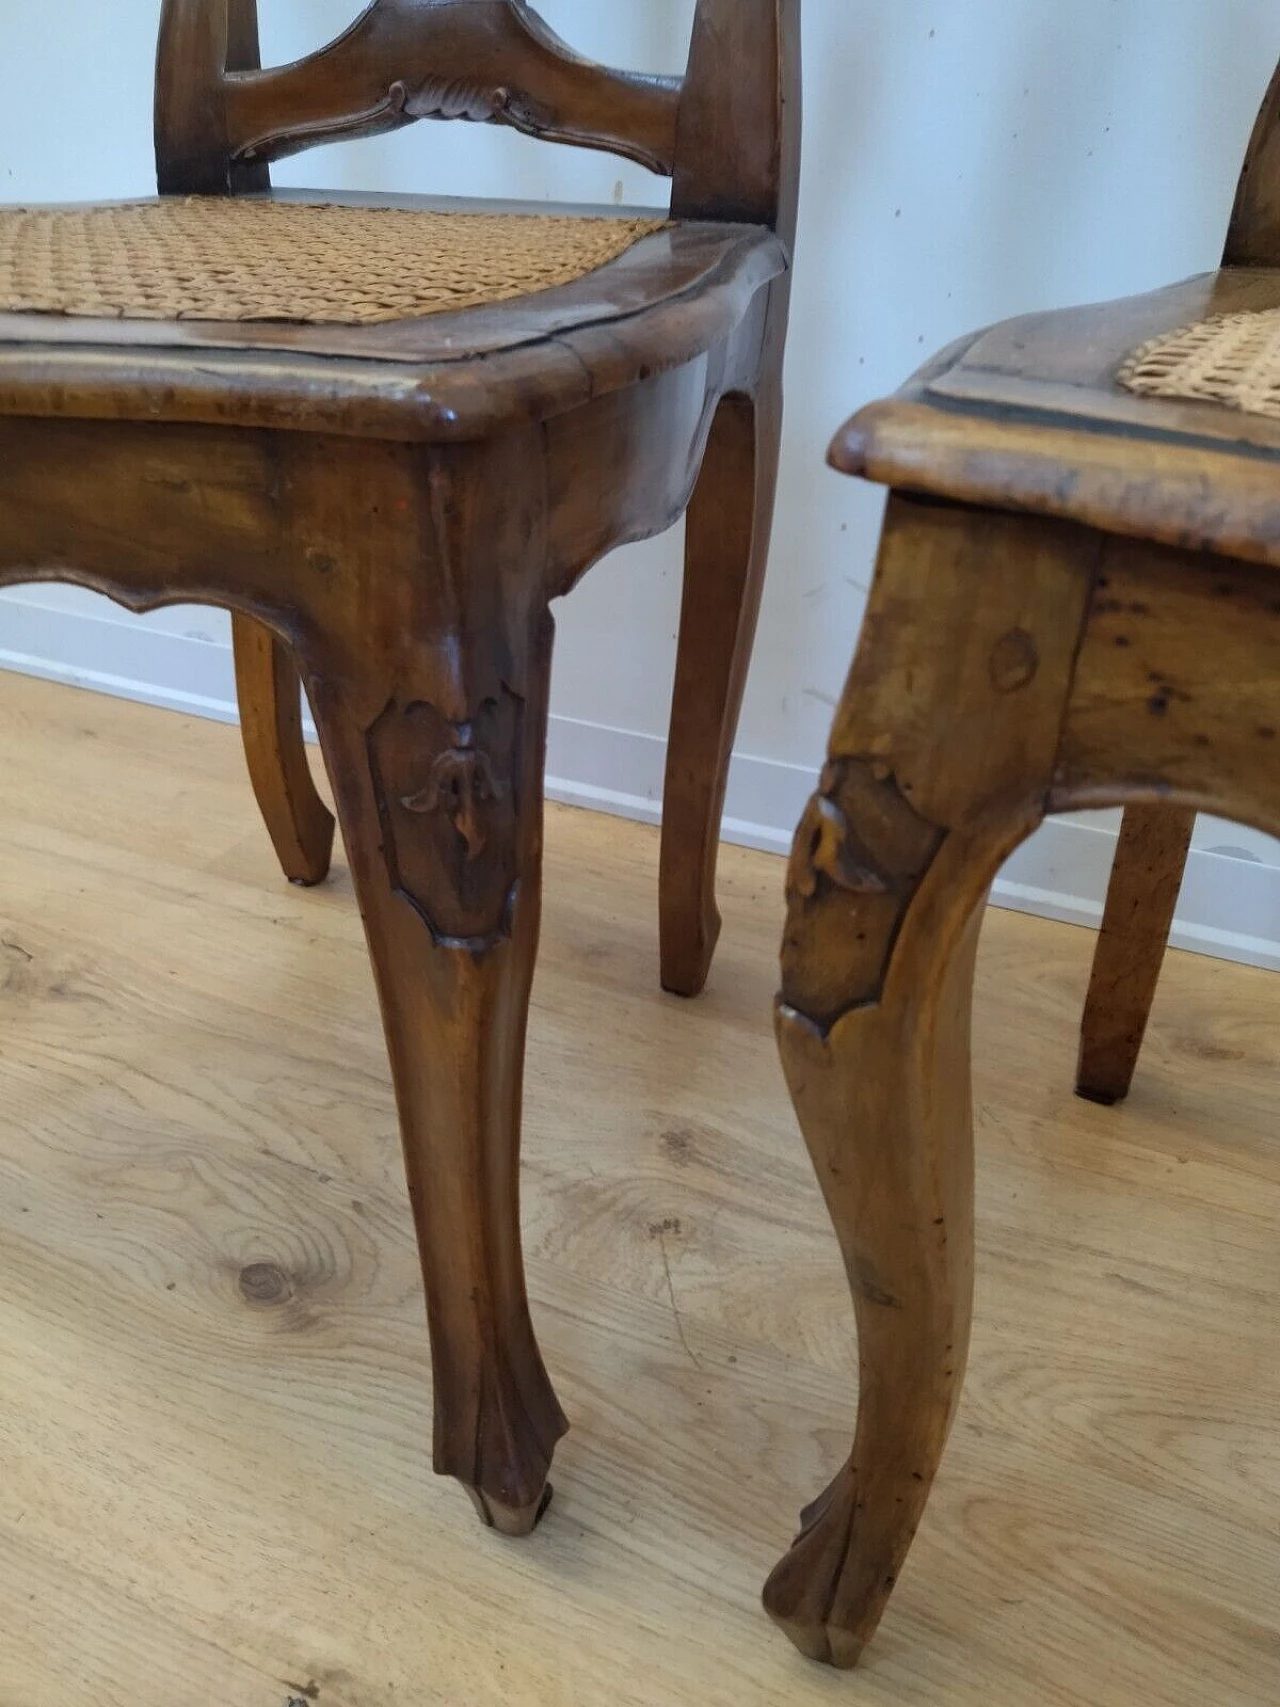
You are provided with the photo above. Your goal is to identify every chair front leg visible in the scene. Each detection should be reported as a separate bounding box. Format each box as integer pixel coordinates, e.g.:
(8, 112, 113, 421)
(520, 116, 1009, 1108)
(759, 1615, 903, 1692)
(302, 600, 567, 1536)
(762, 495, 1095, 1665)
(765, 896, 984, 1666)
(232, 612, 334, 886)
(659, 292, 785, 997)
(1076, 804, 1195, 1104)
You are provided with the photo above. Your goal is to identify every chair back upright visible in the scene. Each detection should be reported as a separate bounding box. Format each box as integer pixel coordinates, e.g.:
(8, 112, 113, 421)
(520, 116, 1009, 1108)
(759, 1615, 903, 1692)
(1225, 57, 1280, 265)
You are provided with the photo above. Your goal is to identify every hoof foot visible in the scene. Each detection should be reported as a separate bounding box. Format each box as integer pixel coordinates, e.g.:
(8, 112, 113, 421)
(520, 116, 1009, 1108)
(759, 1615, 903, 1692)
(763, 1560, 867, 1670)
(467, 1480, 554, 1537)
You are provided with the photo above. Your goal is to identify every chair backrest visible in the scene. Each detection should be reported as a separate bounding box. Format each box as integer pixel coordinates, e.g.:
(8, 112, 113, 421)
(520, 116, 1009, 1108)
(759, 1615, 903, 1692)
(1226, 59, 1280, 266)
(155, 0, 800, 240)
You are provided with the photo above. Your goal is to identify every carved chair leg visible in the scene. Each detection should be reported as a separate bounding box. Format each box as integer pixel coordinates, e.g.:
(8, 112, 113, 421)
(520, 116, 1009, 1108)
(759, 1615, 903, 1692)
(1076, 804, 1195, 1104)
(765, 904, 984, 1666)
(659, 317, 784, 997)
(302, 606, 567, 1536)
(232, 612, 335, 886)
(762, 496, 1095, 1666)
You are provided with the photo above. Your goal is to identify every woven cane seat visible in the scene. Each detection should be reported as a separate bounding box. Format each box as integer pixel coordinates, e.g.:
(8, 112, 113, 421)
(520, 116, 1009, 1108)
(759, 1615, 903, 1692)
(884, 268, 1280, 448)
(0, 198, 665, 327)
(0, 192, 785, 438)
(829, 267, 1280, 572)
(1119, 309, 1280, 422)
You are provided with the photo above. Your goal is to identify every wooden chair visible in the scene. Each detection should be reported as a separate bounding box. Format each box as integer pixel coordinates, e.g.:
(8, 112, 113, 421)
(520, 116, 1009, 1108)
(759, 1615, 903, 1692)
(761, 59, 1280, 1669)
(0, 0, 798, 1536)
(1071, 107, 1280, 1110)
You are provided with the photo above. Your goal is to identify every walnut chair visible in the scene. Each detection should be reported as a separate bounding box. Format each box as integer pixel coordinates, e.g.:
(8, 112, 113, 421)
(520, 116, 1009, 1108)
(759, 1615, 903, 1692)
(761, 58, 1280, 1668)
(0, 0, 799, 1536)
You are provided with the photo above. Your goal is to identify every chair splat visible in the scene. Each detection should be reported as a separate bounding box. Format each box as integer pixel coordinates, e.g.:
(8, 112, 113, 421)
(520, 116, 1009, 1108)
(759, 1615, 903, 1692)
(158, 0, 682, 191)
(156, 0, 802, 240)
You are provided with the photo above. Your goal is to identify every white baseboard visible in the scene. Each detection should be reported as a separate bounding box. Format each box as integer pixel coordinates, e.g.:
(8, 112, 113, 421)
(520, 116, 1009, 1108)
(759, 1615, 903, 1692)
(3, 586, 1279, 972)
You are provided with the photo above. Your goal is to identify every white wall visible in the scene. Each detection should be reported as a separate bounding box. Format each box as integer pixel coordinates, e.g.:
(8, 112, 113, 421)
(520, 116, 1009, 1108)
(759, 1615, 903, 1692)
(2, 1, 1280, 965)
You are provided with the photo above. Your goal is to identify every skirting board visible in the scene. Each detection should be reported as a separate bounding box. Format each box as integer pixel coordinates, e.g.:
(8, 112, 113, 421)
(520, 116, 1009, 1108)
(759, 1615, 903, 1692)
(2, 586, 1279, 973)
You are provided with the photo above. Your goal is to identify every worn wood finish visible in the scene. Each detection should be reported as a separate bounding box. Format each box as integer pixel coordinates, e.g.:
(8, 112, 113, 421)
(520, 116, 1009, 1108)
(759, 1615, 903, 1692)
(780, 56, 1280, 1665)
(1071, 71, 1280, 1079)
(0, 381, 722, 1528)
(231, 614, 334, 887)
(2, 0, 799, 1544)
(772, 494, 1280, 1667)
(763, 496, 1096, 1665)
(1051, 534, 1280, 835)
(835, 61, 1280, 1114)
(1076, 806, 1195, 1106)
(0, 403, 734, 1527)
(3, 672, 1278, 1705)
(157, 0, 796, 921)
(298, 428, 568, 1532)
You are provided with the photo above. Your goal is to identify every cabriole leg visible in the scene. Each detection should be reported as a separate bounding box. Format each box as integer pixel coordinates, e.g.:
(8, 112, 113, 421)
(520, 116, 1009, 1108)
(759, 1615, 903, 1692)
(765, 903, 983, 1665)
(305, 608, 566, 1533)
(294, 430, 568, 1533)
(763, 496, 1093, 1664)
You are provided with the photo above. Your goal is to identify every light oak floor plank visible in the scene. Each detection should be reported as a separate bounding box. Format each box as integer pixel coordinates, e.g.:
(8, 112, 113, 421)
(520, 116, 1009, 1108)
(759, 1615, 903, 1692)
(0, 671, 1275, 1706)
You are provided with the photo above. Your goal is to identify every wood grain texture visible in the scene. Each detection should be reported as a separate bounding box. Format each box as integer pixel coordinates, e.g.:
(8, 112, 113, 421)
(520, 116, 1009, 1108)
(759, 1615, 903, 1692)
(673, 0, 801, 240)
(1069, 63, 1280, 1109)
(1076, 806, 1196, 1106)
(658, 0, 797, 989)
(807, 164, 1280, 1661)
(1052, 533, 1280, 838)
(295, 429, 570, 1533)
(809, 69, 1280, 1641)
(0, 673, 1277, 1704)
(155, 0, 270, 194)
(763, 496, 1096, 1665)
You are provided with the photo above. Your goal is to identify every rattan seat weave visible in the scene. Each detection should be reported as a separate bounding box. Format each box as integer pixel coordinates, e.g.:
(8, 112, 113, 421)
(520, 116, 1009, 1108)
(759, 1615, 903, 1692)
(0, 198, 666, 327)
(1120, 307, 1280, 422)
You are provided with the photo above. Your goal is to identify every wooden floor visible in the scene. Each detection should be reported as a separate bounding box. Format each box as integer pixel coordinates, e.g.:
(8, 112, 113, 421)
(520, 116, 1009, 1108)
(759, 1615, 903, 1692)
(0, 672, 1276, 1707)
